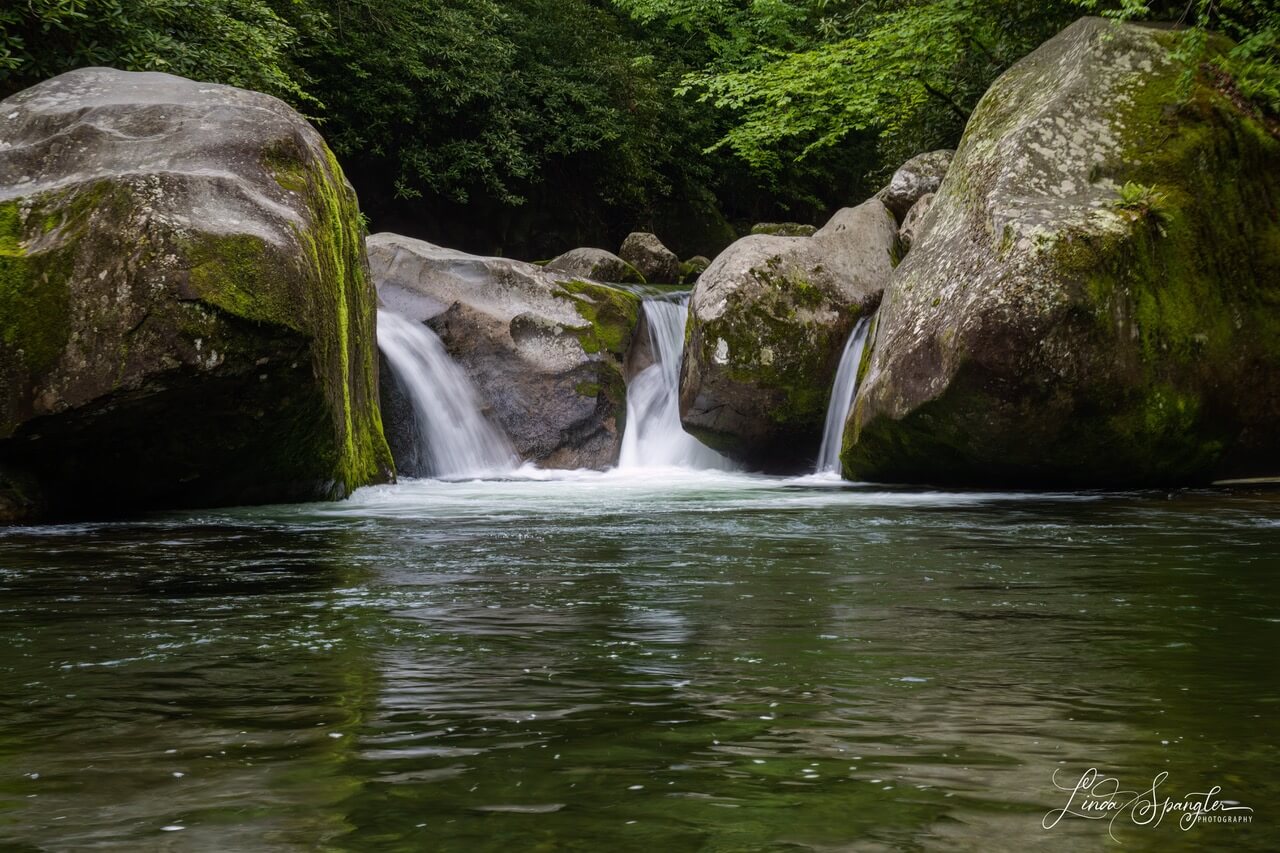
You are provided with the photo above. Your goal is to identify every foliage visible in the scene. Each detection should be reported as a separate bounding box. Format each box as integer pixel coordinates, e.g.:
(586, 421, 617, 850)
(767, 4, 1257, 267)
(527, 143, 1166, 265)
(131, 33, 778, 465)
(1112, 181, 1172, 233)
(619, 0, 1081, 180)
(1, 0, 1273, 257)
(0, 0, 307, 103)
(1078, 0, 1279, 117)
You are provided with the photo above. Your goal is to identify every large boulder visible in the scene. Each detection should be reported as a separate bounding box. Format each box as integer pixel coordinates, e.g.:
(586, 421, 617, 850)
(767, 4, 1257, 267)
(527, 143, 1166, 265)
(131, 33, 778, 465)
(0, 68, 394, 523)
(843, 18, 1280, 487)
(678, 199, 897, 468)
(545, 247, 644, 284)
(619, 232, 681, 284)
(878, 149, 953, 222)
(368, 234, 640, 469)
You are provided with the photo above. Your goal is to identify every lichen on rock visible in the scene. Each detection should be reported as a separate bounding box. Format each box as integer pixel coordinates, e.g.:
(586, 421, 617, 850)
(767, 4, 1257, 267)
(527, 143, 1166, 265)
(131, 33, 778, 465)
(678, 199, 898, 468)
(844, 18, 1280, 487)
(0, 67, 393, 522)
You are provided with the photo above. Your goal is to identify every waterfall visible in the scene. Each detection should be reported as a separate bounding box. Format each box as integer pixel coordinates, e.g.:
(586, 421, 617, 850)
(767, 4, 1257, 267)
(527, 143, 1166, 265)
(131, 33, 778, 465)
(619, 296, 733, 470)
(815, 315, 872, 475)
(376, 310, 518, 478)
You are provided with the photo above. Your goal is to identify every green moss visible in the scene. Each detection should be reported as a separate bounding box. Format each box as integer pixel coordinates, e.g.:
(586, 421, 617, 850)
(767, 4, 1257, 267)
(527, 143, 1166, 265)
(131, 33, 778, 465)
(555, 278, 640, 356)
(844, 22, 1280, 486)
(186, 234, 302, 330)
(553, 279, 641, 417)
(0, 198, 73, 391)
(689, 259, 867, 440)
(260, 139, 394, 495)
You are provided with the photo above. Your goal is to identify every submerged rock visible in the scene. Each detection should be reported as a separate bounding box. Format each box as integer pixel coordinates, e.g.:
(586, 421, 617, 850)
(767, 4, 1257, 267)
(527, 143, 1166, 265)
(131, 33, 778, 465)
(0, 68, 394, 523)
(545, 247, 645, 284)
(878, 149, 953, 222)
(751, 222, 818, 238)
(844, 17, 1280, 487)
(619, 232, 681, 284)
(368, 234, 640, 469)
(678, 199, 897, 468)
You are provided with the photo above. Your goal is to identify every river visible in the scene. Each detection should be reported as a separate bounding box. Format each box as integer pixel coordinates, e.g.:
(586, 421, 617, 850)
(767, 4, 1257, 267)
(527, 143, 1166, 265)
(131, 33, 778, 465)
(1, 470, 1277, 851)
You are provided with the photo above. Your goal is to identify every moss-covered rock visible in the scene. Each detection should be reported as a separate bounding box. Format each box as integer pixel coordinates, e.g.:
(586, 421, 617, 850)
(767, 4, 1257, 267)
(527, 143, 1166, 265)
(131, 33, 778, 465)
(750, 223, 818, 238)
(678, 199, 898, 469)
(680, 255, 713, 285)
(367, 233, 641, 469)
(844, 18, 1280, 487)
(0, 68, 393, 522)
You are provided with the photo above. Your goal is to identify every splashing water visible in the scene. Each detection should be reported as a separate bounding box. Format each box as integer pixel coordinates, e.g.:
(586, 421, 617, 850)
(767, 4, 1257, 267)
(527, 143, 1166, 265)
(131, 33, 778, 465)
(376, 309, 518, 478)
(618, 295, 733, 470)
(815, 315, 872, 475)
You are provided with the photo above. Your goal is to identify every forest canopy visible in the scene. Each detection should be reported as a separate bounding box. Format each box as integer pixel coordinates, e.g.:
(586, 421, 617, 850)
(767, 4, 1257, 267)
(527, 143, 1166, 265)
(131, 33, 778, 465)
(1, 0, 1275, 256)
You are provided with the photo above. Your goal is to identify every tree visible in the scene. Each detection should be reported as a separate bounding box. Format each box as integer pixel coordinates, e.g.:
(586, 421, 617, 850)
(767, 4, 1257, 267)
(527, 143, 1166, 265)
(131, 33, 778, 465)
(0, 0, 306, 102)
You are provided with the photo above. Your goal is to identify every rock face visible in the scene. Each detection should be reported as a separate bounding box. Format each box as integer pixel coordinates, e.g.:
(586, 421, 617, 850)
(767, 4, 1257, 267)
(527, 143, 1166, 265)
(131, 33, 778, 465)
(878, 149, 953, 221)
(545, 247, 644, 284)
(843, 18, 1280, 487)
(679, 199, 898, 468)
(619, 232, 681, 284)
(0, 68, 394, 522)
(368, 234, 640, 469)
(898, 193, 935, 252)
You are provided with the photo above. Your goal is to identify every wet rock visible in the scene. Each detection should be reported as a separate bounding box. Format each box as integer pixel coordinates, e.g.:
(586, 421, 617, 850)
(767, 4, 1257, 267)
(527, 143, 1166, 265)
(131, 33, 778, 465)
(678, 199, 897, 468)
(368, 234, 641, 469)
(0, 68, 393, 522)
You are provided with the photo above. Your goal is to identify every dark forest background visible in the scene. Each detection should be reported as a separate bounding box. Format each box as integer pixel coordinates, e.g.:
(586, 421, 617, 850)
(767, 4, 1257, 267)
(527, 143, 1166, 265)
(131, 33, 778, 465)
(2, 0, 1275, 259)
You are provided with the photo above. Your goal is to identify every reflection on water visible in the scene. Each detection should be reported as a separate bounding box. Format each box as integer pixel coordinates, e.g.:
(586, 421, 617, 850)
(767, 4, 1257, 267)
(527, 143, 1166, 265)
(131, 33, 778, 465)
(0, 470, 1277, 851)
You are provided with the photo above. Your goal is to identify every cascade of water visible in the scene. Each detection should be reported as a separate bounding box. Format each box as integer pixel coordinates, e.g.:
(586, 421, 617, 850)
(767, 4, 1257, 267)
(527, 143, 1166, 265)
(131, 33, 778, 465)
(619, 295, 734, 470)
(815, 315, 872, 475)
(376, 309, 518, 479)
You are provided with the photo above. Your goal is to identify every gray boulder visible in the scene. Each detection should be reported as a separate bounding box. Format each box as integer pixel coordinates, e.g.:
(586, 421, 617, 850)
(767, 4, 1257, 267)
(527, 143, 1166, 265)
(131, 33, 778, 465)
(898, 192, 935, 252)
(545, 247, 645, 284)
(678, 199, 897, 468)
(619, 232, 681, 284)
(879, 149, 954, 222)
(368, 234, 640, 469)
(0, 68, 393, 523)
(843, 17, 1280, 487)
(750, 222, 818, 237)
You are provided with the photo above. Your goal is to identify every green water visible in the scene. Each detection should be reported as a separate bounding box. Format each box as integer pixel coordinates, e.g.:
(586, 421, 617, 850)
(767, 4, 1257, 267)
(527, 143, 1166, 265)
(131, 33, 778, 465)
(1, 470, 1277, 851)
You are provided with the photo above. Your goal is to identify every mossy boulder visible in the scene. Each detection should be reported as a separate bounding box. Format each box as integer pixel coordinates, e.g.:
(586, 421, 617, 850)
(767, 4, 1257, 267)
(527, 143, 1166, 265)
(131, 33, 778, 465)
(751, 223, 818, 238)
(679, 199, 898, 469)
(545, 247, 645, 284)
(368, 233, 640, 469)
(680, 255, 713, 284)
(844, 18, 1280, 487)
(0, 68, 393, 522)
(619, 232, 681, 284)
